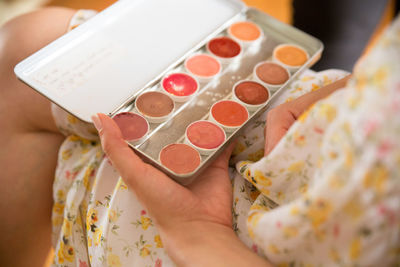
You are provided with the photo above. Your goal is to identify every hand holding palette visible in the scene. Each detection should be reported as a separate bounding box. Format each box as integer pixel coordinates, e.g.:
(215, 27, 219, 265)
(15, 0, 323, 184)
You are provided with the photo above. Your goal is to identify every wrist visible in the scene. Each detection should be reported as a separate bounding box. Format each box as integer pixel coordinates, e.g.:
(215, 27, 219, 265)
(160, 221, 234, 256)
(159, 221, 271, 267)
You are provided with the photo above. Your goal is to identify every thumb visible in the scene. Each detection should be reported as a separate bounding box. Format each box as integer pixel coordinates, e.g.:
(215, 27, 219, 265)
(91, 113, 147, 180)
(91, 113, 177, 194)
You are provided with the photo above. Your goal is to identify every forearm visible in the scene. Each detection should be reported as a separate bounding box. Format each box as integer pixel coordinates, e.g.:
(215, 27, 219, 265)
(161, 222, 272, 267)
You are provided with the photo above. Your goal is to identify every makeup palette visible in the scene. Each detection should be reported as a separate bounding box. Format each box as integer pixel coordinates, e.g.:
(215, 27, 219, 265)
(15, 0, 323, 184)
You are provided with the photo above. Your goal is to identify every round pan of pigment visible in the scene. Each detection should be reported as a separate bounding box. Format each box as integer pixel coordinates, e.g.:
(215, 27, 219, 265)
(207, 36, 242, 64)
(135, 91, 175, 123)
(209, 100, 249, 132)
(185, 120, 226, 155)
(113, 112, 149, 145)
(253, 61, 290, 93)
(227, 21, 263, 47)
(161, 73, 199, 102)
(184, 53, 222, 83)
(159, 143, 201, 174)
(272, 44, 309, 72)
(232, 80, 270, 111)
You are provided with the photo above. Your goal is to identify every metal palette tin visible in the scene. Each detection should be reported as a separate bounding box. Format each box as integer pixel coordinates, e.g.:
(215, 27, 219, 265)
(15, 1, 323, 184)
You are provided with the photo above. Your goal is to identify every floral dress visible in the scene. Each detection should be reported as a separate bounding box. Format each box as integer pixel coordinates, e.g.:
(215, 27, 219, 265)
(51, 10, 400, 267)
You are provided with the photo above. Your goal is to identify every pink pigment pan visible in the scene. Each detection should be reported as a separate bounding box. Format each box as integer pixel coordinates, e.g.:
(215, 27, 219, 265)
(159, 144, 201, 174)
(185, 120, 226, 155)
(184, 54, 222, 83)
(113, 112, 149, 145)
(161, 73, 199, 102)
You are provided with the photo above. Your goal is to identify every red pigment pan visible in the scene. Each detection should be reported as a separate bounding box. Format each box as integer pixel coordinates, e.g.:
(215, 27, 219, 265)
(113, 112, 149, 145)
(207, 36, 242, 64)
(184, 54, 221, 83)
(233, 80, 270, 111)
(135, 91, 175, 123)
(210, 100, 249, 132)
(185, 120, 226, 155)
(161, 73, 199, 102)
(159, 143, 201, 174)
(253, 61, 290, 92)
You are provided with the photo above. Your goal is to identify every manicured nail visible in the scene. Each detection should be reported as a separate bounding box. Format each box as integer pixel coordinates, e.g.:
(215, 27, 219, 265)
(91, 114, 103, 132)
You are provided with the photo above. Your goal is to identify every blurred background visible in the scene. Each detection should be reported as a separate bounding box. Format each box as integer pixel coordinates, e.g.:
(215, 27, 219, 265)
(0, 0, 397, 266)
(1, 0, 397, 71)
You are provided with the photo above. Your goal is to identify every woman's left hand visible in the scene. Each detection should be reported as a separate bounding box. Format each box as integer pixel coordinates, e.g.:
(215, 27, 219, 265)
(92, 114, 272, 267)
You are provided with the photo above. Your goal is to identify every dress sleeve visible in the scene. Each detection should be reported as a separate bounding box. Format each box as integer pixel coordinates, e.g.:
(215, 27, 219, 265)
(238, 17, 400, 266)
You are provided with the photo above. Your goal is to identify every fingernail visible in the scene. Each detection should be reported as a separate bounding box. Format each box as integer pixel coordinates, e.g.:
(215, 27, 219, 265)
(91, 114, 103, 132)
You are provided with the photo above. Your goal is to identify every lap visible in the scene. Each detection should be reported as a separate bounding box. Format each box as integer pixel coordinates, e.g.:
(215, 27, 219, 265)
(0, 7, 77, 267)
(0, 7, 76, 134)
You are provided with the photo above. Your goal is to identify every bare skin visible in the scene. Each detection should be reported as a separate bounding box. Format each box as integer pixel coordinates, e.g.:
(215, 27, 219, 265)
(0, 7, 76, 267)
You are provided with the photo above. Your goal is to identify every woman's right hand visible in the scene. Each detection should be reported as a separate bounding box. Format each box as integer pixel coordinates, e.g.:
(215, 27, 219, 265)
(264, 75, 351, 155)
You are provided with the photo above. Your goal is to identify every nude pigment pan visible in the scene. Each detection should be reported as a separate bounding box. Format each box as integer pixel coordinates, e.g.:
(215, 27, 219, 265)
(135, 91, 174, 123)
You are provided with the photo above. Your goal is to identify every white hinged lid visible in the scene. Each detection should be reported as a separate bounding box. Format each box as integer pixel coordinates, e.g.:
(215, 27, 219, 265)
(15, 0, 246, 122)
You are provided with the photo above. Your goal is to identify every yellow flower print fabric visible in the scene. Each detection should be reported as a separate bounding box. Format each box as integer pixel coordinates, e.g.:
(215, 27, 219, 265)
(236, 17, 400, 266)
